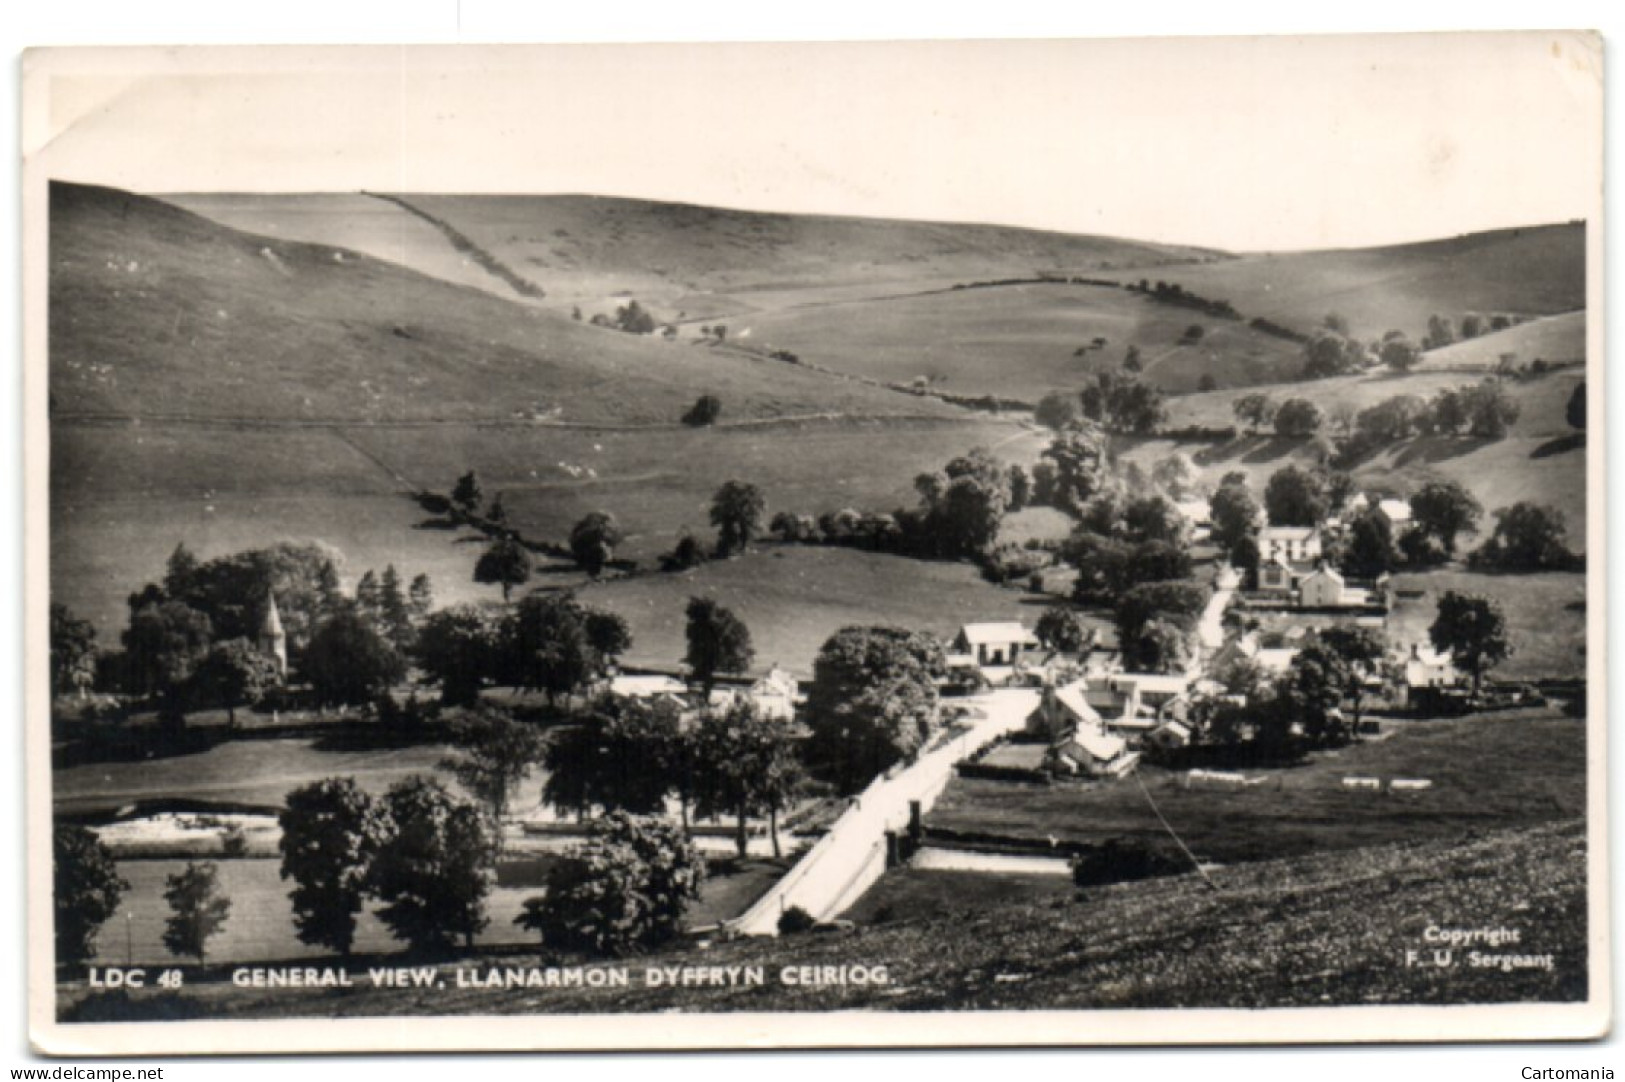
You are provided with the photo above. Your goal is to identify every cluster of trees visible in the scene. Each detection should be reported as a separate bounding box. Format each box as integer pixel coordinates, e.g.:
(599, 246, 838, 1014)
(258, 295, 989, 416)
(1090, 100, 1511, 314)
(1232, 379, 1522, 461)
(1422, 311, 1525, 350)
(1126, 279, 1241, 321)
(1188, 626, 1391, 754)
(587, 299, 658, 335)
(1467, 502, 1584, 573)
(1302, 326, 1372, 379)
(1062, 491, 1194, 609)
(1036, 372, 1167, 437)
(86, 542, 436, 724)
(417, 592, 630, 708)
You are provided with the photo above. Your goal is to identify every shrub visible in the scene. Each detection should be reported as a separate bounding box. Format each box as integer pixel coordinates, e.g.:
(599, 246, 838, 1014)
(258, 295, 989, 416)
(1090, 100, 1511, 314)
(682, 395, 722, 426)
(778, 906, 817, 935)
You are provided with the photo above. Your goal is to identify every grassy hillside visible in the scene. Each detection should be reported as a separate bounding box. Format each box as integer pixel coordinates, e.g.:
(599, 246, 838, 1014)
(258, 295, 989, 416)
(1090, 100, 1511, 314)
(1415, 311, 1586, 372)
(50, 182, 964, 425)
(60, 820, 1586, 1017)
(739, 281, 1303, 400)
(1121, 223, 1585, 344)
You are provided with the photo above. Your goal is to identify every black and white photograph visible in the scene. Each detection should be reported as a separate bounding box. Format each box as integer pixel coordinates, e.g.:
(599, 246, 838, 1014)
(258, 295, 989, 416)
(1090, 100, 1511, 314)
(21, 29, 1608, 1053)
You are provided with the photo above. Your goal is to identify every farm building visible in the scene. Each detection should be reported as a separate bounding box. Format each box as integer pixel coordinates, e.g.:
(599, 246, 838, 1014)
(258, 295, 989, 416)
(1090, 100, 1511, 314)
(1256, 526, 1323, 595)
(1375, 499, 1415, 534)
(708, 665, 800, 721)
(952, 621, 1040, 670)
(608, 673, 689, 703)
(1046, 727, 1139, 778)
(1298, 564, 1346, 607)
(1026, 680, 1104, 742)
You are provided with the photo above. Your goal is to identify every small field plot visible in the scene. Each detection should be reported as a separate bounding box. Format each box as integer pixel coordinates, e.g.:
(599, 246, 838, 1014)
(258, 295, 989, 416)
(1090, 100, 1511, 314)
(742, 283, 1302, 400)
(842, 869, 1073, 924)
(927, 710, 1584, 865)
(1387, 570, 1587, 681)
(583, 545, 1100, 678)
(52, 738, 471, 817)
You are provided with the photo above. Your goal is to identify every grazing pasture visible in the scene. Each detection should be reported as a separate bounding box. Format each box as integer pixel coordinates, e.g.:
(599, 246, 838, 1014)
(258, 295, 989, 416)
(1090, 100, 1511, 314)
(740, 282, 1303, 398)
(1124, 222, 1585, 342)
(1385, 570, 1587, 681)
(927, 710, 1584, 864)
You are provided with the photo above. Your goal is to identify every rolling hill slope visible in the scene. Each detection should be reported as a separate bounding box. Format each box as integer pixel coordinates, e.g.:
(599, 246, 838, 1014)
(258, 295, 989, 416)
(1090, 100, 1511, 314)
(1121, 223, 1585, 344)
(50, 182, 964, 426)
(170, 191, 1225, 316)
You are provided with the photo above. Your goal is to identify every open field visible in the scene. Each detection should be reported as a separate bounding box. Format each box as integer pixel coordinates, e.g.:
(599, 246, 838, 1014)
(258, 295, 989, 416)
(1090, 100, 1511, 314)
(74, 854, 784, 968)
(52, 737, 480, 817)
(62, 820, 1585, 1016)
(927, 710, 1583, 863)
(1386, 570, 1587, 681)
(740, 282, 1302, 398)
(1119, 223, 1585, 342)
(579, 545, 1109, 679)
(841, 869, 1073, 923)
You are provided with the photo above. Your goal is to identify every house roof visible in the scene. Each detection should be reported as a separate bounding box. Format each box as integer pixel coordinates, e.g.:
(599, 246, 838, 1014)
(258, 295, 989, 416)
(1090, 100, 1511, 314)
(1377, 499, 1414, 523)
(1260, 526, 1319, 543)
(610, 674, 687, 697)
(1052, 681, 1103, 724)
(1256, 648, 1299, 674)
(957, 622, 1038, 646)
(1064, 726, 1128, 762)
(1301, 565, 1345, 585)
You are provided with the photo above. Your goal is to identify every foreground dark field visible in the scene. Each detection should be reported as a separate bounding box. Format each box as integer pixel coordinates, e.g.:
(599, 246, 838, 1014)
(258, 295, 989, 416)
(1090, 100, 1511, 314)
(60, 820, 1586, 1018)
(928, 710, 1584, 864)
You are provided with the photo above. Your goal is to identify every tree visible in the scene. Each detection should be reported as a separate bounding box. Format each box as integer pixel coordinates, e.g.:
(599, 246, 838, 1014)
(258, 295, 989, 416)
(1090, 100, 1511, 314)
(1150, 454, 1199, 500)
(303, 610, 406, 708)
(442, 705, 547, 841)
(1264, 465, 1328, 527)
(1356, 394, 1429, 445)
(1341, 510, 1396, 578)
(614, 300, 657, 334)
(544, 695, 686, 821)
(474, 535, 533, 601)
(928, 474, 1006, 557)
(1123, 345, 1143, 372)
(516, 813, 704, 956)
(805, 627, 941, 793)
(191, 637, 280, 724)
(710, 480, 766, 557)
(1278, 641, 1355, 745)
(685, 597, 754, 696)
(1114, 581, 1208, 673)
(122, 600, 213, 722)
(1035, 606, 1093, 655)
(1424, 314, 1456, 350)
(1041, 423, 1111, 512)
(1323, 313, 1350, 335)
(1429, 592, 1512, 696)
(1460, 313, 1485, 339)
(691, 700, 803, 857)
(506, 593, 625, 705)
(376, 565, 414, 649)
(408, 574, 434, 623)
(53, 825, 128, 970)
(1380, 334, 1422, 373)
(162, 861, 231, 965)
(50, 604, 98, 700)
(164, 542, 201, 598)
(1208, 481, 1262, 555)
(451, 470, 484, 516)
(1463, 380, 1521, 438)
(570, 511, 624, 577)
(369, 777, 493, 953)
(1567, 382, 1586, 430)
(1428, 388, 1469, 435)
(415, 604, 502, 706)
(1007, 464, 1031, 511)
(1034, 391, 1081, 431)
(1082, 372, 1166, 434)
(278, 778, 382, 958)
(1232, 393, 1276, 434)
(1318, 627, 1390, 732)
(682, 395, 722, 426)
(1410, 480, 1483, 556)
(1470, 503, 1579, 572)
(1303, 331, 1367, 378)
(1274, 398, 1324, 437)
(1198, 373, 1218, 392)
